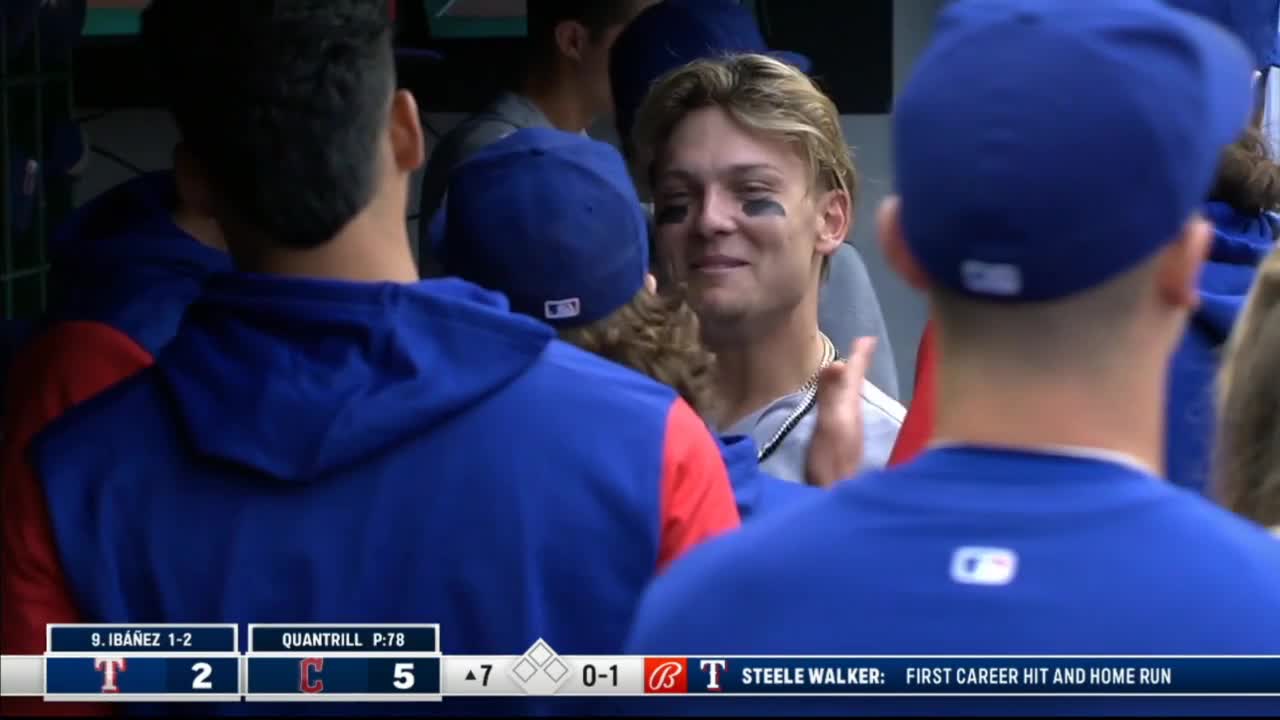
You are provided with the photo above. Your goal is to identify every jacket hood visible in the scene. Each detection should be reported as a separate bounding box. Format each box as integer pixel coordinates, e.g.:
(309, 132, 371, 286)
(1194, 201, 1276, 342)
(156, 273, 557, 482)
(51, 171, 227, 274)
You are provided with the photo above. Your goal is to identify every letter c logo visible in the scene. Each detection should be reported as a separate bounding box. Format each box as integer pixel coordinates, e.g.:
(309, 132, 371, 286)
(300, 657, 325, 693)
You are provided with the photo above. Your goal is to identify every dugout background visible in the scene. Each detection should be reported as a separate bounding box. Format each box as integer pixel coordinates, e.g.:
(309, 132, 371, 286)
(0, 0, 943, 400)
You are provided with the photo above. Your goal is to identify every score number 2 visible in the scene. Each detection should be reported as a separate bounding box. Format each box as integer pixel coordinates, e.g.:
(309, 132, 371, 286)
(192, 662, 213, 690)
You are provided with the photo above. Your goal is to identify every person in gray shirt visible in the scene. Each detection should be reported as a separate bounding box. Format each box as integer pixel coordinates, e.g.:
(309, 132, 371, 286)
(633, 54, 904, 485)
(417, 0, 656, 269)
(609, 0, 899, 398)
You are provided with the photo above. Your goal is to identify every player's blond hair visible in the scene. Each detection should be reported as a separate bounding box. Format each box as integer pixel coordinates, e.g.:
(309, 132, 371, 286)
(630, 53, 856, 276)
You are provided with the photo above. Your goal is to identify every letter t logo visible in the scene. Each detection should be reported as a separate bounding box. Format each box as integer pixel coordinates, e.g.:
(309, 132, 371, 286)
(700, 659, 727, 691)
(94, 657, 127, 693)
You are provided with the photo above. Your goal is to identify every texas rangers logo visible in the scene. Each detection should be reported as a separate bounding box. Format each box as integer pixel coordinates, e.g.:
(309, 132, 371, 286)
(644, 657, 688, 693)
(700, 659, 728, 691)
(94, 657, 127, 693)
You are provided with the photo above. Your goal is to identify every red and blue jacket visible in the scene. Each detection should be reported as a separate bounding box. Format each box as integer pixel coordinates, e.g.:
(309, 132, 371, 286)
(1, 172, 228, 715)
(8, 272, 739, 715)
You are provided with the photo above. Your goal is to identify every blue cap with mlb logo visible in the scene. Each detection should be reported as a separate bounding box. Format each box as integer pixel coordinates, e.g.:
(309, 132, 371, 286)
(440, 127, 649, 328)
(893, 0, 1257, 302)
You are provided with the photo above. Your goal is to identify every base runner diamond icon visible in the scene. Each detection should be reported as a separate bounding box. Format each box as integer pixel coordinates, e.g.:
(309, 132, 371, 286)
(513, 658, 537, 682)
(507, 638, 571, 695)
(544, 658, 568, 682)
(528, 640, 553, 666)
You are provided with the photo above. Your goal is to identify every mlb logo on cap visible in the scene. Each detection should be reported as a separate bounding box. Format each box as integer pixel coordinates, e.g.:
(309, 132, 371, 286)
(950, 547, 1018, 586)
(893, 0, 1258, 303)
(441, 128, 649, 329)
(961, 260, 1022, 296)
(544, 298, 582, 320)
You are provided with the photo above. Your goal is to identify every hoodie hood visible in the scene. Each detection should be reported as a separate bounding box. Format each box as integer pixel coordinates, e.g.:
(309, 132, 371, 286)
(43, 172, 230, 352)
(1195, 201, 1276, 342)
(51, 171, 228, 274)
(155, 273, 556, 483)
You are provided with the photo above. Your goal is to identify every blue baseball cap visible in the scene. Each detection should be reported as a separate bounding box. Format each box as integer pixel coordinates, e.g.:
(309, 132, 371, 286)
(894, 0, 1256, 303)
(610, 0, 811, 144)
(439, 128, 649, 328)
(1165, 0, 1279, 69)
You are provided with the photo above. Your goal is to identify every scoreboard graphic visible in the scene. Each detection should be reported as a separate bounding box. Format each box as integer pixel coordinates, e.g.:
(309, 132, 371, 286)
(244, 624, 441, 701)
(5, 624, 1280, 702)
(42, 624, 240, 702)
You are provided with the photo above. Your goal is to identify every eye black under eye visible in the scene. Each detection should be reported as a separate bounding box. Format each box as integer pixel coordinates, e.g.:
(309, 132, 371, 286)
(656, 205, 690, 225)
(742, 198, 786, 218)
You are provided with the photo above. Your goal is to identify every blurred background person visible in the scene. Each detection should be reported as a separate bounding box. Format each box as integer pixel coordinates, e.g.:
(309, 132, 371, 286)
(1214, 243, 1280, 534)
(417, 0, 655, 271)
(1165, 0, 1280, 493)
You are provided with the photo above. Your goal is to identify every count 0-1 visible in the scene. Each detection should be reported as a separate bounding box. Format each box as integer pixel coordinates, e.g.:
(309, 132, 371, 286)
(582, 663, 619, 687)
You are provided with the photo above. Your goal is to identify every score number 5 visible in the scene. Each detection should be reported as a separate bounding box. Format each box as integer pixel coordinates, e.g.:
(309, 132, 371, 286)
(393, 663, 415, 690)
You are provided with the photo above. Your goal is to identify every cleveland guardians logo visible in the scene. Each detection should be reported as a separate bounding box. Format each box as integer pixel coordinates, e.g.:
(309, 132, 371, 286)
(644, 657, 688, 693)
(94, 657, 127, 693)
(299, 657, 325, 693)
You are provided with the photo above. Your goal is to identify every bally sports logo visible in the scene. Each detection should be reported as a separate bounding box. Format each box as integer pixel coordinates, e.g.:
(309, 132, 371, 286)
(644, 658, 687, 693)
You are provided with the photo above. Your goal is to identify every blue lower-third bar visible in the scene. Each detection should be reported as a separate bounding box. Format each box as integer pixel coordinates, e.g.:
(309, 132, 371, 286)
(679, 657, 1280, 695)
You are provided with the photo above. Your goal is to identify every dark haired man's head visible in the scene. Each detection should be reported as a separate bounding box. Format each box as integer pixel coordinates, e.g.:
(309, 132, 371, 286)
(141, 0, 424, 274)
(524, 0, 656, 123)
